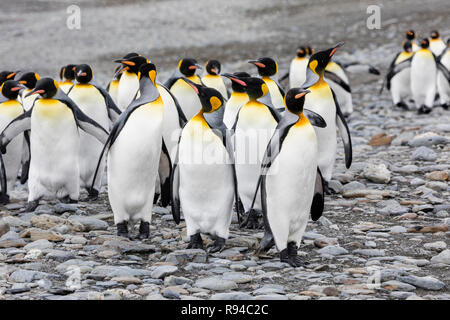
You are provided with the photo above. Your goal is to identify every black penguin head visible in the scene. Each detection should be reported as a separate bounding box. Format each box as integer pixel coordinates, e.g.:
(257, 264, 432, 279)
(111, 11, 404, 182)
(430, 30, 440, 39)
(114, 54, 149, 74)
(420, 38, 430, 49)
(59, 64, 76, 81)
(403, 40, 413, 52)
(230, 76, 268, 100)
(178, 58, 201, 77)
(406, 29, 416, 40)
(138, 63, 157, 83)
(296, 47, 307, 58)
(183, 79, 223, 113)
(0, 80, 24, 100)
(25, 78, 59, 99)
(0, 71, 17, 85)
(248, 57, 278, 77)
(75, 64, 93, 83)
(223, 72, 250, 93)
(284, 88, 310, 115)
(302, 42, 344, 89)
(18, 72, 40, 89)
(306, 46, 314, 56)
(205, 60, 221, 75)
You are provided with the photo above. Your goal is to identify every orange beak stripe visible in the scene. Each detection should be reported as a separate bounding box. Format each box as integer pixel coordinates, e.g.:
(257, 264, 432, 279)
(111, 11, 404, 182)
(7, 72, 16, 79)
(122, 61, 135, 66)
(295, 92, 307, 99)
(11, 87, 21, 92)
(253, 62, 265, 68)
(188, 65, 197, 70)
(19, 80, 27, 85)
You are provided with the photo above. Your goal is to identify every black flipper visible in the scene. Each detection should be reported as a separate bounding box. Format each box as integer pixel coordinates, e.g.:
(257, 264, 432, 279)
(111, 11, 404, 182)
(380, 55, 412, 94)
(279, 72, 289, 82)
(0, 109, 32, 153)
(0, 151, 7, 202)
(324, 70, 351, 93)
(304, 109, 327, 128)
(331, 89, 352, 169)
(310, 168, 324, 221)
(91, 83, 122, 123)
(20, 130, 31, 184)
(158, 138, 172, 208)
(170, 138, 181, 224)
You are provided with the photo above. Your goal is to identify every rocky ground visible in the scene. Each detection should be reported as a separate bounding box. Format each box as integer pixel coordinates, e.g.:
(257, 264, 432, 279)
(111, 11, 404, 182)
(0, 0, 449, 300)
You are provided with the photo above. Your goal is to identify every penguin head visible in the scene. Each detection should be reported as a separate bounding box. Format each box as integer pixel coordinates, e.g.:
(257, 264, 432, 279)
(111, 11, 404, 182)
(420, 38, 430, 49)
(0, 80, 25, 100)
(0, 71, 17, 85)
(75, 64, 93, 83)
(296, 47, 307, 58)
(406, 29, 416, 40)
(430, 30, 440, 39)
(403, 40, 413, 52)
(228, 76, 268, 100)
(302, 42, 344, 89)
(114, 54, 149, 74)
(284, 88, 310, 115)
(306, 46, 314, 56)
(17, 72, 40, 89)
(183, 78, 223, 113)
(223, 72, 250, 93)
(178, 58, 201, 77)
(248, 57, 278, 77)
(59, 64, 76, 81)
(138, 63, 157, 83)
(205, 60, 221, 75)
(25, 78, 59, 99)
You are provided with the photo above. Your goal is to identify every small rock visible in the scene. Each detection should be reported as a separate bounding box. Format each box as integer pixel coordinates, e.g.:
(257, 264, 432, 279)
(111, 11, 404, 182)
(194, 277, 238, 291)
(151, 266, 178, 279)
(369, 132, 395, 146)
(165, 249, 207, 265)
(54, 203, 78, 214)
(430, 249, 450, 265)
(424, 241, 447, 252)
(342, 181, 365, 192)
(408, 132, 448, 147)
(396, 275, 445, 291)
(382, 280, 416, 292)
(317, 245, 348, 256)
(111, 276, 142, 285)
(322, 287, 340, 296)
(390, 226, 407, 233)
(353, 249, 385, 257)
(164, 276, 193, 286)
(211, 292, 253, 300)
(0, 221, 10, 237)
(24, 239, 54, 251)
(363, 163, 391, 184)
(426, 171, 448, 181)
(68, 216, 108, 231)
(411, 146, 437, 161)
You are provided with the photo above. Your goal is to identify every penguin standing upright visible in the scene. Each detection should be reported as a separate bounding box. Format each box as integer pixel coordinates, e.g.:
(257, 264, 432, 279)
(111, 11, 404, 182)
(222, 72, 250, 129)
(301, 43, 352, 193)
(429, 30, 446, 56)
(172, 80, 238, 252)
(68, 64, 121, 199)
(58, 65, 76, 93)
(381, 41, 414, 110)
(107, 65, 122, 106)
(406, 29, 419, 51)
(231, 75, 281, 229)
(257, 88, 326, 266)
(437, 39, 450, 110)
(0, 80, 25, 203)
(249, 57, 285, 112)
(165, 58, 203, 120)
(17, 72, 40, 111)
(411, 38, 438, 114)
(201, 60, 228, 99)
(0, 78, 108, 211)
(0, 71, 17, 104)
(92, 63, 169, 239)
(288, 46, 309, 89)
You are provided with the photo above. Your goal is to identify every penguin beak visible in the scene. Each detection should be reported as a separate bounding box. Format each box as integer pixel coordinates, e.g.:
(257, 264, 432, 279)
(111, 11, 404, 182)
(294, 89, 310, 99)
(182, 77, 200, 94)
(114, 59, 135, 66)
(25, 89, 44, 98)
(211, 68, 218, 75)
(223, 73, 247, 86)
(19, 80, 27, 85)
(329, 42, 344, 57)
(6, 72, 16, 79)
(10, 86, 22, 92)
(188, 64, 202, 70)
(248, 60, 265, 68)
(77, 71, 87, 77)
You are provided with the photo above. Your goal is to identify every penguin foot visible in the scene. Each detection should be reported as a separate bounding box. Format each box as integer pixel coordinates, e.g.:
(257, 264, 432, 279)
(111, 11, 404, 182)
(0, 193, 10, 205)
(116, 221, 129, 238)
(84, 188, 99, 201)
(323, 181, 335, 195)
(207, 237, 226, 253)
(24, 200, 39, 212)
(417, 105, 432, 114)
(60, 196, 78, 204)
(288, 242, 308, 267)
(256, 230, 275, 255)
(441, 103, 449, 110)
(138, 221, 150, 240)
(240, 209, 261, 229)
(280, 246, 307, 268)
(187, 233, 204, 250)
(395, 101, 409, 110)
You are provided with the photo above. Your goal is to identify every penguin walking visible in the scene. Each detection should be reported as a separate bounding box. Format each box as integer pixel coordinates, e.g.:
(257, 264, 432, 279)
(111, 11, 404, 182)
(231, 75, 281, 229)
(68, 64, 121, 200)
(437, 39, 450, 110)
(0, 78, 108, 211)
(429, 30, 446, 56)
(165, 58, 203, 120)
(201, 60, 228, 99)
(249, 57, 285, 112)
(381, 41, 414, 110)
(257, 88, 326, 266)
(301, 43, 352, 193)
(287, 47, 309, 89)
(0, 80, 25, 203)
(411, 39, 438, 114)
(171, 80, 237, 252)
(91, 63, 169, 239)
(58, 65, 76, 93)
(222, 72, 250, 129)
(406, 29, 420, 51)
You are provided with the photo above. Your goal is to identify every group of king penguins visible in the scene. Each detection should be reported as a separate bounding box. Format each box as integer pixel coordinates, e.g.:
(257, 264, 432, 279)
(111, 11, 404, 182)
(381, 29, 450, 114)
(0, 40, 385, 267)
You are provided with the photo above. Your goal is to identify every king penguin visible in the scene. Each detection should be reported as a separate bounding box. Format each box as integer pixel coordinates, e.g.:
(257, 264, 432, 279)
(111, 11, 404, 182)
(429, 30, 446, 56)
(411, 38, 438, 114)
(231, 75, 281, 229)
(201, 60, 229, 99)
(0, 80, 25, 204)
(0, 78, 108, 211)
(17, 72, 40, 111)
(171, 79, 237, 252)
(256, 88, 326, 266)
(301, 43, 352, 194)
(107, 65, 122, 106)
(437, 39, 450, 110)
(287, 46, 309, 89)
(222, 72, 250, 129)
(68, 64, 121, 200)
(58, 65, 76, 93)
(406, 29, 420, 51)
(249, 57, 285, 112)
(0, 71, 17, 104)
(91, 63, 169, 239)
(165, 58, 203, 120)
